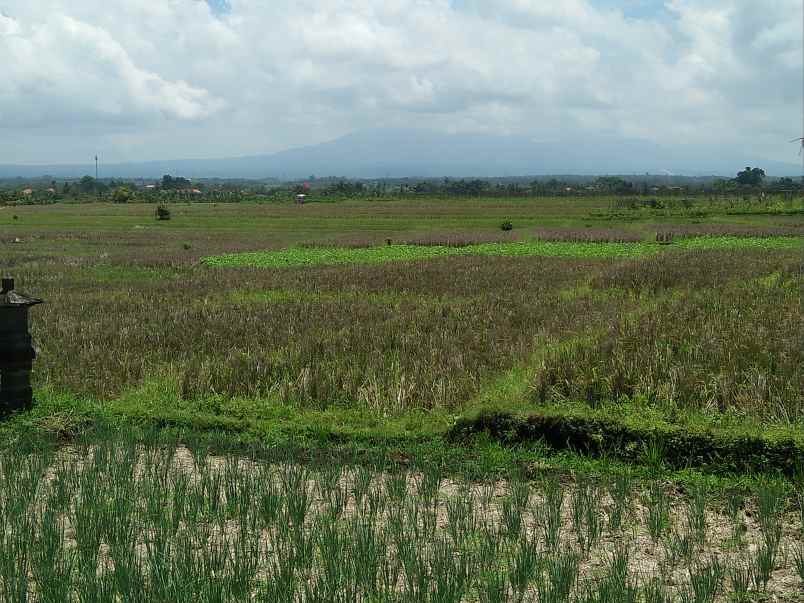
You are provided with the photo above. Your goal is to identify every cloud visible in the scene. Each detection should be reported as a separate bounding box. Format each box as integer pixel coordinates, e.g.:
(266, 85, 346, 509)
(1, 9, 224, 131)
(0, 0, 800, 164)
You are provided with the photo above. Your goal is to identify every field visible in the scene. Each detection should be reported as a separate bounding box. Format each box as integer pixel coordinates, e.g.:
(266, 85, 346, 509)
(1, 196, 803, 600)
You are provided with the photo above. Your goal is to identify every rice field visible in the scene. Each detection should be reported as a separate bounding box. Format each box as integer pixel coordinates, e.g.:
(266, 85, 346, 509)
(1, 198, 803, 601)
(2, 432, 803, 602)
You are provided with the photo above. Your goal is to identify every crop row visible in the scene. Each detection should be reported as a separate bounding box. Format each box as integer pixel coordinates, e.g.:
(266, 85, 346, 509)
(0, 433, 802, 602)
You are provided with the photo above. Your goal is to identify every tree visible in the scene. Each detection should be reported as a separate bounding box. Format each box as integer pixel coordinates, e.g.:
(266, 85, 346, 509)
(735, 167, 765, 187)
(161, 174, 191, 190)
(79, 175, 96, 193)
(112, 186, 133, 203)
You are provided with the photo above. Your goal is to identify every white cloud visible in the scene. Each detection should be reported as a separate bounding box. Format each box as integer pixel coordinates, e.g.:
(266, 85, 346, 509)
(0, 0, 800, 164)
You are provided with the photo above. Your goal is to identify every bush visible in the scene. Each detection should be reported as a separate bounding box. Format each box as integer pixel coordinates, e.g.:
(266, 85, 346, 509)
(500, 221, 513, 231)
(156, 206, 171, 221)
(112, 186, 133, 204)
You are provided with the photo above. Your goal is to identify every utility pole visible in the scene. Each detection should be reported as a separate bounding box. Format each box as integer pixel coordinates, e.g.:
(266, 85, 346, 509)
(95, 155, 100, 200)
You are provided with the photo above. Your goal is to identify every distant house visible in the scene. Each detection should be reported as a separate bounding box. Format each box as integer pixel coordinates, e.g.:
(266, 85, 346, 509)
(144, 184, 156, 190)
(47, 188, 56, 193)
(191, 189, 202, 195)
(21, 188, 32, 195)
(296, 194, 306, 204)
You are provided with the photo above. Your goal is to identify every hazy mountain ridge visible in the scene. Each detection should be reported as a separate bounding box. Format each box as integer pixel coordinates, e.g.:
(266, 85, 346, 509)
(0, 129, 799, 179)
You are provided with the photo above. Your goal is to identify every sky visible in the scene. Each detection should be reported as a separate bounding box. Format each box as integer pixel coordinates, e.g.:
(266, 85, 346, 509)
(0, 0, 801, 165)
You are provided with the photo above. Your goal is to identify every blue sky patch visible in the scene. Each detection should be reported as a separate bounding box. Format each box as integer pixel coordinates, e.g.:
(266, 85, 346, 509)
(206, 0, 231, 16)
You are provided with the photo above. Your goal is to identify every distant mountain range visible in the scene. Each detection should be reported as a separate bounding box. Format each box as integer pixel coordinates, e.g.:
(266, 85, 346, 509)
(0, 129, 799, 179)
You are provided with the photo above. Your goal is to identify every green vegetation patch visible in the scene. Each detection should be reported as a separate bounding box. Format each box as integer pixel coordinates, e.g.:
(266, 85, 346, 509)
(202, 241, 650, 268)
(448, 410, 804, 477)
(203, 236, 803, 269)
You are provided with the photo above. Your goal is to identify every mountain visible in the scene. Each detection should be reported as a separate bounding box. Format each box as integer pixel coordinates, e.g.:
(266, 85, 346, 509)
(0, 129, 799, 179)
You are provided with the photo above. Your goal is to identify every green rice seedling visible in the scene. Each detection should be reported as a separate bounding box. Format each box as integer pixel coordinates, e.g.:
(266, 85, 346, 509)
(606, 470, 633, 532)
(750, 542, 777, 591)
(386, 469, 408, 503)
(290, 522, 316, 572)
(376, 552, 402, 602)
(401, 498, 425, 542)
(0, 535, 30, 602)
(796, 487, 804, 536)
(479, 571, 510, 603)
(398, 534, 428, 600)
(256, 465, 282, 525)
(282, 464, 312, 528)
(537, 551, 580, 603)
(76, 573, 118, 603)
(640, 439, 666, 473)
(30, 509, 73, 602)
(685, 558, 724, 603)
(73, 495, 104, 578)
(224, 455, 254, 517)
(259, 555, 296, 603)
(508, 538, 541, 602)
(198, 464, 224, 519)
(727, 558, 753, 602)
(578, 547, 638, 603)
(47, 456, 77, 511)
(756, 478, 785, 552)
(350, 516, 383, 597)
(479, 482, 497, 511)
(108, 542, 146, 600)
(362, 481, 384, 521)
(794, 543, 804, 583)
(572, 476, 603, 555)
(536, 476, 564, 552)
(511, 478, 530, 512)
(316, 516, 346, 586)
(420, 503, 439, 540)
(101, 492, 138, 549)
(231, 530, 262, 596)
(352, 464, 374, 507)
(725, 488, 746, 545)
(684, 481, 709, 545)
(325, 479, 349, 519)
(642, 577, 671, 603)
(645, 481, 670, 543)
(664, 528, 696, 569)
(446, 492, 477, 545)
(142, 473, 172, 527)
(168, 467, 191, 525)
(500, 494, 524, 540)
(316, 463, 342, 498)
(479, 529, 501, 565)
(430, 535, 472, 603)
(418, 465, 442, 510)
